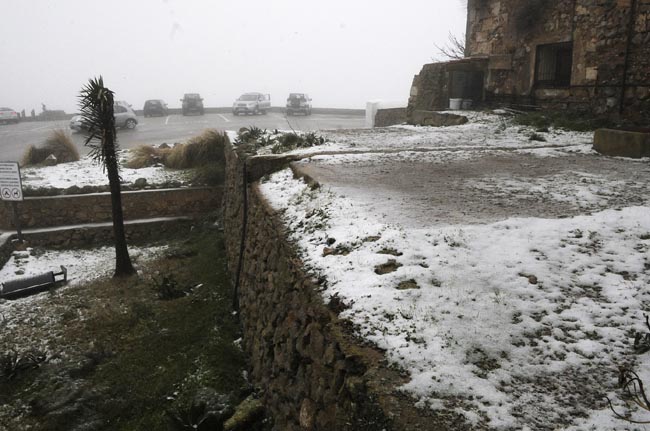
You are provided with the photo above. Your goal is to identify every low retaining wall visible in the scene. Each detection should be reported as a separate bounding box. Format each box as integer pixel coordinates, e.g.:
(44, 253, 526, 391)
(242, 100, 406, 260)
(593, 128, 650, 158)
(374, 108, 407, 127)
(223, 146, 452, 430)
(16, 218, 195, 249)
(0, 187, 222, 230)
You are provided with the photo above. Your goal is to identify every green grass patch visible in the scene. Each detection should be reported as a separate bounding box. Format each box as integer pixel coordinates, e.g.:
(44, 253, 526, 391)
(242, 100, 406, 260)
(0, 226, 257, 431)
(513, 111, 618, 132)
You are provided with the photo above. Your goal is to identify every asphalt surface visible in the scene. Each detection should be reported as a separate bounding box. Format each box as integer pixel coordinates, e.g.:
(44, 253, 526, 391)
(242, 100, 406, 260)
(0, 111, 365, 163)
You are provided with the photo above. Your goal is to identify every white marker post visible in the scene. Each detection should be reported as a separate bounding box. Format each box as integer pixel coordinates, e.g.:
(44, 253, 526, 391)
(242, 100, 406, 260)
(0, 162, 24, 242)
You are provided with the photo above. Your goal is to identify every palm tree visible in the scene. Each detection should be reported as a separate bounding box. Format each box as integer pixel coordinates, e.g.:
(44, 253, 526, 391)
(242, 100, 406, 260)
(79, 77, 135, 277)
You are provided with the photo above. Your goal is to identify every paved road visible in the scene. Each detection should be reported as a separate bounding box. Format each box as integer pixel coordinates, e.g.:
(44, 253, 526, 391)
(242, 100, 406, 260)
(0, 112, 365, 163)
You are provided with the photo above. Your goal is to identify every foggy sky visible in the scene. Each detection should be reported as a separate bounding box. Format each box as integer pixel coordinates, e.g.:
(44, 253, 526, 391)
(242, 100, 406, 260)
(1, 0, 466, 113)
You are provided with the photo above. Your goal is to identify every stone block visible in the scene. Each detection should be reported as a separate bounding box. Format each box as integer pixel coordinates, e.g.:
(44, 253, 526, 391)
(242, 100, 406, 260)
(410, 110, 468, 127)
(594, 128, 650, 158)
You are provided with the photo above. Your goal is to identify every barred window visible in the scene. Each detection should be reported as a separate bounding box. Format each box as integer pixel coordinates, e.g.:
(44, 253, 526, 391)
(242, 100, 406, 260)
(535, 42, 573, 87)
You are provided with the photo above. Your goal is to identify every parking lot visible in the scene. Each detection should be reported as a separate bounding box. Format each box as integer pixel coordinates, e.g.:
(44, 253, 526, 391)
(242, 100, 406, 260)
(0, 111, 366, 163)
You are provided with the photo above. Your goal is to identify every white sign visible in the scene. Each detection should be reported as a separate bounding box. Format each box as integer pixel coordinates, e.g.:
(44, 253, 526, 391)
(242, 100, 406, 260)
(0, 162, 23, 202)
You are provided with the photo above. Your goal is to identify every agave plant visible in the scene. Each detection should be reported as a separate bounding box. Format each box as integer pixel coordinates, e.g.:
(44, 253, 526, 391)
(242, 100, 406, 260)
(79, 77, 135, 277)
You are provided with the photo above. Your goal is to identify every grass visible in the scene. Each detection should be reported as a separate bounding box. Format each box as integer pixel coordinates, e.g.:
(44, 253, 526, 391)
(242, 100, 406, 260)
(125, 129, 228, 185)
(125, 144, 170, 169)
(0, 226, 259, 431)
(21, 129, 80, 166)
(514, 111, 619, 132)
(165, 129, 228, 169)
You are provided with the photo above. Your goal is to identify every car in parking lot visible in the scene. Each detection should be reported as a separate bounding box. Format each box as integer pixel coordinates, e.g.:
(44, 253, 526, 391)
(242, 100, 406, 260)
(70, 103, 138, 131)
(181, 93, 204, 116)
(286, 93, 312, 116)
(143, 99, 168, 117)
(232, 93, 270, 115)
(0, 107, 20, 124)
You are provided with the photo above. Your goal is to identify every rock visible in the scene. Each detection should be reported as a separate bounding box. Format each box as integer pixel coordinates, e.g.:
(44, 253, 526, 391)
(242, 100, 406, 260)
(134, 178, 148, 188)
(377, 248, 403, 256)
(299, 398, 317, 429)
(223, 395, 265, 431)
(374, 259, 402, 275)
(43, 154, 58, 166)
(158, 142, 170, 149)
(396, 279, 420, 290)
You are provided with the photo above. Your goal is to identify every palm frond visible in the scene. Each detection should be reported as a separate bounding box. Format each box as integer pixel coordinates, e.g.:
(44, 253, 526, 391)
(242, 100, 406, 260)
(78, 76, 120, 173)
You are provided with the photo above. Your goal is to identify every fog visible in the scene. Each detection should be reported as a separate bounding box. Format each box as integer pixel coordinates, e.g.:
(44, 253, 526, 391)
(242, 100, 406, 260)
(1, 0, 466, 113)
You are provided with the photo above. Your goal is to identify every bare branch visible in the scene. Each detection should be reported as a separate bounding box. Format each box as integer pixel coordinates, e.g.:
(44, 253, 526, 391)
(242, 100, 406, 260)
(434, 32, 466, 61)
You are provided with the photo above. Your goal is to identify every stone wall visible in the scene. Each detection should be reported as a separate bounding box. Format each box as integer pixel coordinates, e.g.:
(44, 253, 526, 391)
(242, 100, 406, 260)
(0, 187, 222, 230)
(223, 145, 466, 430)
(463, 0, 650, 119)
(16, 218, 195, 249)
(374, 108, 407, 127)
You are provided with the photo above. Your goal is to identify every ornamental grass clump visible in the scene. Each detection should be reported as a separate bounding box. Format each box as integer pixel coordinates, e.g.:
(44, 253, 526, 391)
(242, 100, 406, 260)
(126, 144, 171, 169)
(165, 129, 228, 169)
(21, 129, 80, 166)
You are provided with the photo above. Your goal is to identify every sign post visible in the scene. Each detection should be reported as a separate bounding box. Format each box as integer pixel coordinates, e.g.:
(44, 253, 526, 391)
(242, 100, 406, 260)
(0, 162, 24, 242)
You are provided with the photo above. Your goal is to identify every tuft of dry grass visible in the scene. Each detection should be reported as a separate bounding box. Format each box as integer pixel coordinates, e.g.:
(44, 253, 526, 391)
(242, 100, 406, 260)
(165, 129, 228, 169)
(21, 129, 80, 166)
(125, 144, 171, 169)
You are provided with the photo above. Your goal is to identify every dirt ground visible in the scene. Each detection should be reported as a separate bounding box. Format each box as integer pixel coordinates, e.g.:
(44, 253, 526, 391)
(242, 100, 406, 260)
(296, 149, 650, 228)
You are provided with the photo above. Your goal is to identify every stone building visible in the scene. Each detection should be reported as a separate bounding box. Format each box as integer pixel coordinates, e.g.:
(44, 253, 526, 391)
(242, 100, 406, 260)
(407, 0, 650, 122)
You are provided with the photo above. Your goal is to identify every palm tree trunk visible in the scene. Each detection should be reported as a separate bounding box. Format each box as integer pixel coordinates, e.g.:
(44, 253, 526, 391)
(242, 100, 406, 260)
(106, 144, 135, 277)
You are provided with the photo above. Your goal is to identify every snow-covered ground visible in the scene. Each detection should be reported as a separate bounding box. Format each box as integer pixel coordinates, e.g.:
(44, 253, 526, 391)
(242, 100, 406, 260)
(20, 150, 189, 190)
(258, 114, 650, 430)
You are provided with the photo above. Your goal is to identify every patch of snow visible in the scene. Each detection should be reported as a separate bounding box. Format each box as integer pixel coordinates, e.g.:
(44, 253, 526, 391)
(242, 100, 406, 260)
(20, 151, 189, 189)
(260, 168, 650, 429)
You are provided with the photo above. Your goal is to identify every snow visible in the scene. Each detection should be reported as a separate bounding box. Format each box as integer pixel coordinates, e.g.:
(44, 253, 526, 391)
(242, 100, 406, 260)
(20, 150, 189, 190)
(257, 113, 650, 429)
(0, 245, 168, 288)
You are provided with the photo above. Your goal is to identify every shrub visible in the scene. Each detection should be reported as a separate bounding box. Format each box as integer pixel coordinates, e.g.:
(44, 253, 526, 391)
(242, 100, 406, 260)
(166, 129, 228, 169)
(21, 129, 80, 166)
(191, 165, 226, 186)
(126, 144, 170, 169)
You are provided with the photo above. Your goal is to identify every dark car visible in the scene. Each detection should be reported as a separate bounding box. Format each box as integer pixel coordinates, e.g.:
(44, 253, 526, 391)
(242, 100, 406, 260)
(143, 99, 168, 117)
(181, 93, 204, 116)
(286, 93, 312, 116)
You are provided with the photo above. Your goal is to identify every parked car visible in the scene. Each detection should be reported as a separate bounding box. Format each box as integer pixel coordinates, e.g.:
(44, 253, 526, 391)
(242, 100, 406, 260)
(232, 93, 271, 115)
(181, 93, 204, 116)
(143, 99, 168, 117)
(69, 103, 138, 131)
(0, 107, 20, 124)
(286, 93, 312, 116)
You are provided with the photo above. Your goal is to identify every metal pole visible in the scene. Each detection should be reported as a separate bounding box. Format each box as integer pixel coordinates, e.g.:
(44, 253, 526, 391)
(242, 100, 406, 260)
(11, 201, 23, 243)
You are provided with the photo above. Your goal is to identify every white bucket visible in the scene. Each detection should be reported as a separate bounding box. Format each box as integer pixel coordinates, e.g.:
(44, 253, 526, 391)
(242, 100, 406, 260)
(449, 98, 463, 110)
(462, 99, 473, 110)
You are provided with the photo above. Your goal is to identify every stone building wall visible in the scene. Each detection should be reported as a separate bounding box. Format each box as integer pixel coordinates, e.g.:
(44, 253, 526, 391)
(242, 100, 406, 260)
(407, 0, 650, 120)
(222, 145, 467, 430)
(467, 0, 650, 118)
(0, 187, 222, 230)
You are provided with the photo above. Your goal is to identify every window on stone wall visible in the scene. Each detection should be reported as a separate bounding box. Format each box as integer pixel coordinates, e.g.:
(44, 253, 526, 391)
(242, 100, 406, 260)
(535, 42, 573, 87)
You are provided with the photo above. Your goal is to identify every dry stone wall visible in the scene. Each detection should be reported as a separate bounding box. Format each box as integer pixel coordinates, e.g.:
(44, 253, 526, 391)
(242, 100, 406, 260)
(223, 145, 469, 430)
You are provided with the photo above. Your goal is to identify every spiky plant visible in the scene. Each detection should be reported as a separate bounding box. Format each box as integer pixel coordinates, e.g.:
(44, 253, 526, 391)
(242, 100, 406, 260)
(79, 76, 135, 277)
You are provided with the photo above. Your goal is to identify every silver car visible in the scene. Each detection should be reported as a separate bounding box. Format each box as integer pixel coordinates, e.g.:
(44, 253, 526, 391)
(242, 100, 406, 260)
(232, 93, 271, 115)
(70, 103, 138, 131)
(0, 107, 20, 124)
